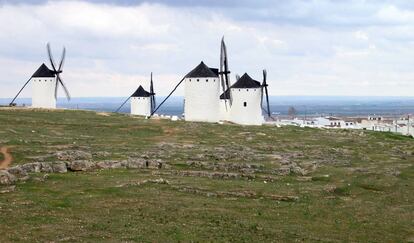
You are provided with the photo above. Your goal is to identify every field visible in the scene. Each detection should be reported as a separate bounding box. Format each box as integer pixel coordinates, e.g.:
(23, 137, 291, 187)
(0, 108, 413, 242)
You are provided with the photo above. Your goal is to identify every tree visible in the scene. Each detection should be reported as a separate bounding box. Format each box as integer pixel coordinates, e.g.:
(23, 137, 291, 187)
(288, 106, 297, 119)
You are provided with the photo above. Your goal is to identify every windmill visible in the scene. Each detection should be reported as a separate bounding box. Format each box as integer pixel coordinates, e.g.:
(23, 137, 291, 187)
(115, 73, 155, 117)
(9, 43, 70, 108)
(261, 69, 271, 118)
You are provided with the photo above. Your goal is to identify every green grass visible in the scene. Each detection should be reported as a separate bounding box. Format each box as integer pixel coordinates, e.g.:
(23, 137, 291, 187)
(0, 108, 413, 242)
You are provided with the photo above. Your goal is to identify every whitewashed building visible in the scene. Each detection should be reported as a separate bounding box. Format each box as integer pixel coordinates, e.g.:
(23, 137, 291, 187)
(130, 85, 153, 116)
(31, 63, 57, 109)
(184, 62, 220, 123)
(228, 73, 264, 125)
(315, 117, 356, 129)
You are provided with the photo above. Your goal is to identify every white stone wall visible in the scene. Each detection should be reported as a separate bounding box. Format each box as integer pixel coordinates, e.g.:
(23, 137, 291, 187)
(32, 77, 56, 109)
(229, 87, 263, 125)
(219, 99, 231, 121)
(131, 97, 151, 116)
(184, 77, 220, 123)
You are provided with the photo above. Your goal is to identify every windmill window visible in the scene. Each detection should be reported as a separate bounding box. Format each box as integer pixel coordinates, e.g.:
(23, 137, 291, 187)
(243, 102, 247, 107)
(238, 89, 241, 91)
(247, 89, 249, 92)
(206, 79, 208, 82)
(197, 79, 200, 82)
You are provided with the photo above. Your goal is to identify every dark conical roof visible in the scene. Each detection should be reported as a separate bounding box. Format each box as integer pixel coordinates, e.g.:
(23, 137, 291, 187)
(220, 89, 231, 100)
(32, 63, 55, 78)
(230, 73, 261, 88)
(186, 61, 218, 78)
(131, 85, 152, 97)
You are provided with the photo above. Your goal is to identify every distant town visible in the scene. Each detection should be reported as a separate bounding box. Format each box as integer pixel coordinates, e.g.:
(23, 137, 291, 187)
(272, 113, 413, 137)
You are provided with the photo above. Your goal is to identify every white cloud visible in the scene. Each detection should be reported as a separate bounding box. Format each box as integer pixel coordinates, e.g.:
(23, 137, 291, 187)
(1, 1, 414, 99)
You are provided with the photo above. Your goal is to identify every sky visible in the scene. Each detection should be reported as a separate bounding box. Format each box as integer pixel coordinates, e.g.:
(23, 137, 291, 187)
(1, 0, 414, 98)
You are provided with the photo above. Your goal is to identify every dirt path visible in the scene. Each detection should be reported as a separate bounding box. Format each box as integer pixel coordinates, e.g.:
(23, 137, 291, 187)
(0, 146, 13, 169)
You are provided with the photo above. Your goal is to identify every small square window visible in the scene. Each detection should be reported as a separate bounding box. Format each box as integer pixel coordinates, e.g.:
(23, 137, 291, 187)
(197, 79, 200, 82)
(243, 102, 247, 107)
(206, 79, 208, 82)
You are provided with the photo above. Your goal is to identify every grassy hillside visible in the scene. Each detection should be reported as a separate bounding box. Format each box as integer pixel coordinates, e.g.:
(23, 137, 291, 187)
(0, 108, 413, 242)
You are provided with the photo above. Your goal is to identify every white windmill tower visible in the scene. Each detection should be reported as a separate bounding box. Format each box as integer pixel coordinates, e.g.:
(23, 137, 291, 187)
(229, 73, 265, 125)
(184, 61, 220, 122)
(9, 43, 70, 108)
(115, 73, 156, 117)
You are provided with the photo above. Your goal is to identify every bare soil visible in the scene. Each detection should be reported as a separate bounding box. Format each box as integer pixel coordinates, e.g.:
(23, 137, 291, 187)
(0, 146, 13, 169)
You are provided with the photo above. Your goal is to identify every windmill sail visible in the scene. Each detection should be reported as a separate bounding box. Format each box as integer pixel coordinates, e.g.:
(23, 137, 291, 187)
(261, 69, 271, 117)
(47, 43, 70, 100)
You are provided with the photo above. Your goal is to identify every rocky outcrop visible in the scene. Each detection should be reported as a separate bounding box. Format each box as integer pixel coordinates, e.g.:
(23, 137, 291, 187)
(0, 170, 17, 185)
(55, 150, 92, 161)
(51, 162, 68, 173)
(186, 161, 264, 172)
(66, 160, 95, 171)
(0, 158, 166, 185)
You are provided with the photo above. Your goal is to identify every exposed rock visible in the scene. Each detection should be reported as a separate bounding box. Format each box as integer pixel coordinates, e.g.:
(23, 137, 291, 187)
(51, 162, 67, 173)
(6, 166, 29, 180)
(55, 150, 92, 161)
(96, 160, 125, 169)
(186, 161, 264, 172)
(275, 166, 291, 176)
(39, 162, 53, 173)
(0, 171, 17, 185)
(290, 165, 308, 176)
(124, 158, 147, 169)
(93, 151, 112, 158)
(176, 170, 255, 180)
(66, 160, 95, 171)
(275, 163, 308, 176)
(117, 178, 170, 187)
(20, 162, 42, 173)
(148, 159, 163, 169)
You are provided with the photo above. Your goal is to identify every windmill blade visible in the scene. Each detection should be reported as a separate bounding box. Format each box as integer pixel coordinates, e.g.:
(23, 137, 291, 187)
(262, 69, 271, 117)
(220, 37, 232, 107)
(57, 74, 71, 101)
(235, 74, 240, 81)
(219, 38, 227, 97)
(115, 95, 131, 113)
(54, 79, 59, 99)
(265, 86, 270, 117)
(9, 77, 32, 106)
(46, 43, 57, 72)
(221, 38, 230, 90)
(260, 70, 265, 111)
(58, 47, 66, 71)
(149, 76, 186, 118)
(150, 72, 156, 112)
